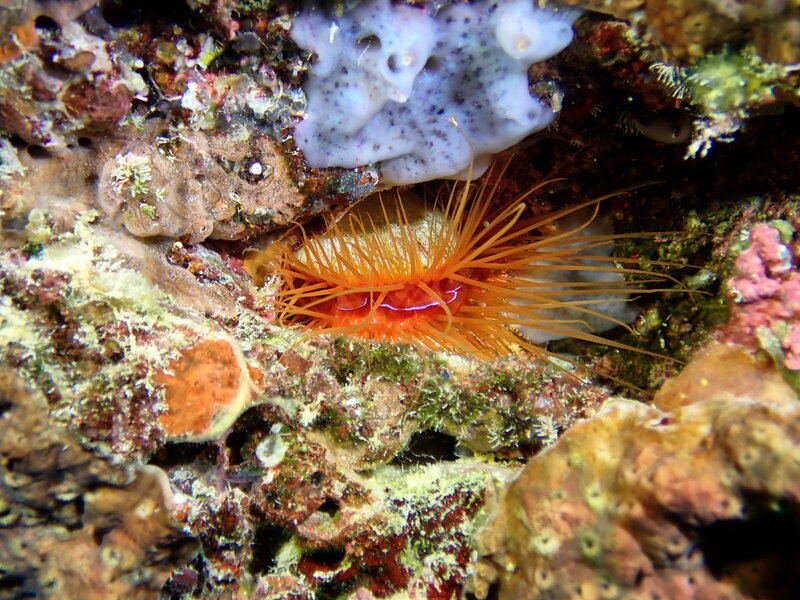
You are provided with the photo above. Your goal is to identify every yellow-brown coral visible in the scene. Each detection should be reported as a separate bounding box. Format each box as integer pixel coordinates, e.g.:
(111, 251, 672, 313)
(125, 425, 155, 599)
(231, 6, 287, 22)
(474, 344, 800, 600)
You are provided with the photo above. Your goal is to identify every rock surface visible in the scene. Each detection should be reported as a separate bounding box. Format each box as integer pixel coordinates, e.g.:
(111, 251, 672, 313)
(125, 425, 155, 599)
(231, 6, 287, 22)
(475, 345, 800, 600)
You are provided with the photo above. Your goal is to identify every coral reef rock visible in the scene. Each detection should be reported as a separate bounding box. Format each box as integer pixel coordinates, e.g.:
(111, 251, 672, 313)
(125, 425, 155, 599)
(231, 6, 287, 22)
(0, 369, 198, 599)
(96, 127, 304, 243)
(474, 344, 800, 600)
(1, 0, 799, 598)
(561, 0, 800, 63)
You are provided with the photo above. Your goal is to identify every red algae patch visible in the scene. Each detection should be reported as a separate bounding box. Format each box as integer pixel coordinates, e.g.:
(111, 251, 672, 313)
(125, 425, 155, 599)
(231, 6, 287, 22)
(155, 338, 256, 442)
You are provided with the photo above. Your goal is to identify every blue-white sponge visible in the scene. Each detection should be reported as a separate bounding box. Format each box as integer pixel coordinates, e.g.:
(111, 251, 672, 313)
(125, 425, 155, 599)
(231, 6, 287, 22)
(291, 0, 578, 186)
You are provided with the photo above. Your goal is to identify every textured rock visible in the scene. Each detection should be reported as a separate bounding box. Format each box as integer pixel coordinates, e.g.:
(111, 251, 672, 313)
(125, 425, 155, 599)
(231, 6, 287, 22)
(0, 369, 197, 599)
(0, 2, 797, 599)
(96, 128, 305, 243)
(558, 0, 800, 63)
(475, 345, 800, 600)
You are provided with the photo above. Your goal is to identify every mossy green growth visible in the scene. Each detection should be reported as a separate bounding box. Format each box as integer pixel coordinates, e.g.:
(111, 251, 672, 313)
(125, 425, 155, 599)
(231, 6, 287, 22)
(413, 363, 563, 451)
(485, 371, 521, 394)
(329, 337, 422, 384)
(22, 241, 43, 258)
(686, 46, 786, 115)
(415, 377, 484, 431)
(197, 39, 223, 70)
(109, 153, 152, 199)
(233, 0, 273, 13)
(592, 194, 765, 388)
(139, 203, 158, 220)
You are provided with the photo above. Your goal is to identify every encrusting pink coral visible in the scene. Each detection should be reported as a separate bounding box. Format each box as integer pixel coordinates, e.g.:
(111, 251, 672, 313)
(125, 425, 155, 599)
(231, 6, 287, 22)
(729, 224, 793, 301)
(720, 222, 800, 370)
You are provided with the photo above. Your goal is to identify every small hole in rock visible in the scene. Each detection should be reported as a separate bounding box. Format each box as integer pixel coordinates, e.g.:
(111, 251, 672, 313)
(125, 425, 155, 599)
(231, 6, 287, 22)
(149, 442, 215, 469)
(315, 578, 355, 600)
(225, 428, 250, 467)
(163, 566, 201, 596)
(7, 135, 26, 149)
(0, 400, 13, 417)
(249, 520, 294, 574)
(100, 0, 195, 28)
(317, 497, 340, 517)
(424, 56, 441, 72)
(34, 15, 60, 31)
(26, 145, 51, 159)
(302, 546, 345, 569)
(390, 429, 458, 466)
(0, 573, 29, 592)
(77, 137, 92, 148)
(698, 493, 800, 578)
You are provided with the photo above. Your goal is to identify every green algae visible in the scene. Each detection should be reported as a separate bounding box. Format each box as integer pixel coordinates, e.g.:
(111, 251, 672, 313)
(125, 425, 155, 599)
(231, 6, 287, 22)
(330, 337, 423, 384)
(686, 46, 788, 117)
(412, 361, 572, 451)
(232, 0, 275, 13)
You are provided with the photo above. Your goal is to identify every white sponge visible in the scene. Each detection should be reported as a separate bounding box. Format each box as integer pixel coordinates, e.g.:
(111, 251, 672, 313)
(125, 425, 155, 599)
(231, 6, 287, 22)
(291, 0, 578, 186)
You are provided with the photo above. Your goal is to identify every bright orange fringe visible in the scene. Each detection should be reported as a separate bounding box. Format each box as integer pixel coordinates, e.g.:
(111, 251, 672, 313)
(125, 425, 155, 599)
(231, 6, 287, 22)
(245, 164, 675, 363)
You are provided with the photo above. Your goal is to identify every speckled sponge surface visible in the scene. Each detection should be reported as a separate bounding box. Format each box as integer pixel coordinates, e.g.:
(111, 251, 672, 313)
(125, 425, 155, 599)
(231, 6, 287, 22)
(291, 0, 578, 185)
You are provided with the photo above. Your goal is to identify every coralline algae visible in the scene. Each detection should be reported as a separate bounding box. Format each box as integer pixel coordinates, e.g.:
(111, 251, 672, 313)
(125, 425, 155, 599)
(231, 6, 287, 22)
(291, 0, 578, 185)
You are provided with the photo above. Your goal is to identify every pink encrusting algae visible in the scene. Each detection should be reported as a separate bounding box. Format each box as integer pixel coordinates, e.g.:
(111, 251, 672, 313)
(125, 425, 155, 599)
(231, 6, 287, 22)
(721, 223, 800, 370)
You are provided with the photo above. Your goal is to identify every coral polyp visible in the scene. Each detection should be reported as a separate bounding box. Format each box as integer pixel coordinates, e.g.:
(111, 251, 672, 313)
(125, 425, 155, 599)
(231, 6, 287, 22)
(246, 167, 667, 361)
